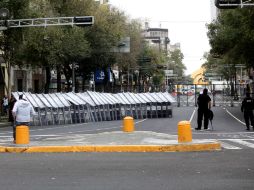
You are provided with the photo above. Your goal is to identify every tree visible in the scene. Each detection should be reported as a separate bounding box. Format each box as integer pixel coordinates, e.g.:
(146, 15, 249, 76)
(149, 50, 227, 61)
(167, 48, 185, 82)
(207, 8, 254, 71)
(0, 0, 175, 94)
(0, 0, 30, 97)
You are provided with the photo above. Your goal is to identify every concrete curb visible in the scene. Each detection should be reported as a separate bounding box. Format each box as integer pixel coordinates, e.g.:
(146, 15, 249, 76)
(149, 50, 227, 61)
(0, 142, 221, 153)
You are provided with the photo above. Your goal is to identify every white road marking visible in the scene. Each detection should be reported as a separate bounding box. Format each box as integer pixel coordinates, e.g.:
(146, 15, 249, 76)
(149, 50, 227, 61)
(189, 108, 196, 122)
(135, 119, 147, 124)
(219, 141, 242, 150)
(227, 139, 254, 149)
(225, 108, 246, 125)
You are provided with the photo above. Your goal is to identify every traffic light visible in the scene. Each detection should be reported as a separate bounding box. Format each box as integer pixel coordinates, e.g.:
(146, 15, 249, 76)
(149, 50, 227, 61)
(0, 8, 9, 19)
(74, 16, 94, 26)
(215, 0, 240, 9)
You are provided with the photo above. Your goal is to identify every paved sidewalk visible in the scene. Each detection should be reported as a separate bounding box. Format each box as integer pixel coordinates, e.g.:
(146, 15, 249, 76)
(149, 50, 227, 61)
(0, 131, 221, 153)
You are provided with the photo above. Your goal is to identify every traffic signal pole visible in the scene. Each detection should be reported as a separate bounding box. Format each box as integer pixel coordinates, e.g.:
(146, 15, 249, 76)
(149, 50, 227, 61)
(0, 12, 94, 95)
(0, 16, 94, 29)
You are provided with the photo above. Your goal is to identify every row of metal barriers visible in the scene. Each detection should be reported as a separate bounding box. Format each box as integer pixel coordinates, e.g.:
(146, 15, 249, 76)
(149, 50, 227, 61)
(12, 91, 176, 126)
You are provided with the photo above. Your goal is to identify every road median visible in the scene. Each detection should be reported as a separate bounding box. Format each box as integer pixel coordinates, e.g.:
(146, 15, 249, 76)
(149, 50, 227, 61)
(0, 141, 221, 153)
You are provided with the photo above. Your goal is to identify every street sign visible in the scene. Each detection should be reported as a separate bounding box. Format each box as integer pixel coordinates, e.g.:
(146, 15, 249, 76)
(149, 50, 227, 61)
(164, 70, 178, 77)
(94, 68, 113, 83)
(94, 70, 105, 83)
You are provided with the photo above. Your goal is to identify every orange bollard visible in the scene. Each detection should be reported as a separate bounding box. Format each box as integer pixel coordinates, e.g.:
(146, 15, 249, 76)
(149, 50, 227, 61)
(16, 125, 30, 144)
(123, 116, 135, 132)
(178, 121, 192, 143)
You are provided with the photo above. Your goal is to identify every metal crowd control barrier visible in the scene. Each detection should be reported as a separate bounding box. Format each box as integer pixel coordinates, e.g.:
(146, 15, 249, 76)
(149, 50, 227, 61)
(11, 92, 176, 126)
(98, 92, 116, 121)
(135, 93, 148, 119)
(102, 93, 120, 120)
(24, 92, 44, 126)
(152, 93, 168, 118)
(122, 93, 139, 119)
(94, 92, 112, 121)
(35, 94, 51, 125)
(76, 93, 96, 122)
(126, 93, 143, 119)
(114, 93, 133, 118)
(142, 93, 158, 118)
(86, 91, 106, 121)
(55, 93, 73, 124)
(68, 92, 90, 123)
(161, 92, 176, 117)
(136, 93, 150, 118)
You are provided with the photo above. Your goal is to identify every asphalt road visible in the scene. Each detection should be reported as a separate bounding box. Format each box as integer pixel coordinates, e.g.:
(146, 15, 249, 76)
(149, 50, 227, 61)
(0, 106, 254, 149)
(0, 106, 254, 189)
(0, 150, 253, 190)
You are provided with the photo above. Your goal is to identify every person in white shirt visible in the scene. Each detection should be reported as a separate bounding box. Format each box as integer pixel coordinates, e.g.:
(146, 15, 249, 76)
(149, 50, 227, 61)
(12, 94, 36, 142)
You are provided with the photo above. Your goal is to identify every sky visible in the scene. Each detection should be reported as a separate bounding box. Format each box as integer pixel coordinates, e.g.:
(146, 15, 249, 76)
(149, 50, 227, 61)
(109, 0, 213, 75)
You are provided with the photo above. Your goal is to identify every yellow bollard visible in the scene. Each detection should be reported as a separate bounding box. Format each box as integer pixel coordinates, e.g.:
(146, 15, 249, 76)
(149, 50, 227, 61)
(16, 125, 30, 144)
(123, 116, 135, 132)
(178, 121, 192, 143)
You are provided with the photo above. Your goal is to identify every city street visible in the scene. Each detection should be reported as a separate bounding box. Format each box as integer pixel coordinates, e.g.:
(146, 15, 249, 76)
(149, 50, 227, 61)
(1, 0, 254, 189)
(0, 150, 253, 190)
(0, 106, 254, 150)
(0, 106, 254, 189)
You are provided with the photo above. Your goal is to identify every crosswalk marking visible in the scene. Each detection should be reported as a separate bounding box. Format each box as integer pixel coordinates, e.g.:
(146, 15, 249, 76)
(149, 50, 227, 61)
(219, 141, 242, 149)
(226, 139, 254, 149)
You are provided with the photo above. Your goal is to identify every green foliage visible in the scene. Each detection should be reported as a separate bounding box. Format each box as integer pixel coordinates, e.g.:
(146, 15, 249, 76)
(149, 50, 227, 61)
(168, 49, 185, 77)
(207, 8, 254, 70)
(0, 0, 172, 92)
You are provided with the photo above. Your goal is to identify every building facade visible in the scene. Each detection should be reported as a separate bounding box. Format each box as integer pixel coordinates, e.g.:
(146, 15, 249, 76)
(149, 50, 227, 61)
(142, 22, 170, 53)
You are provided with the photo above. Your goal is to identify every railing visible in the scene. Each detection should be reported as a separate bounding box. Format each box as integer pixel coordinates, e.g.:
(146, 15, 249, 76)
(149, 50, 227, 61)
(171, 84, 249, 107)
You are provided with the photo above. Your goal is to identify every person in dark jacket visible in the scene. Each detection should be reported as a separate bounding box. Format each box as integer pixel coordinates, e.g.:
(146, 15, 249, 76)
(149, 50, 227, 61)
(8, 94, 16, 123)
(195, 88, 211, 130)
(241, 92, 254, 130)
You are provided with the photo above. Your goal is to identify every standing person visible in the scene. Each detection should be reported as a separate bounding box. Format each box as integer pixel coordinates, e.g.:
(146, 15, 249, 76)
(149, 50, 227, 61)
(241, 92, 254, 130)
(195, 88, 211, 130)
(8, 94, 16, 128)
(12, 94, 35, 143)
(2, 95, 8, 116)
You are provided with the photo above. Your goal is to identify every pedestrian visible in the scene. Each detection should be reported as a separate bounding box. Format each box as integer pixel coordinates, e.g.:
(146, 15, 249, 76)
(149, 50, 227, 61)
(2, 95, 8, 116)
(12, 94, 35, 143)
(241, 92, 254, 130)
(195, 88, 212, 130)
(8, 94, 16, 126)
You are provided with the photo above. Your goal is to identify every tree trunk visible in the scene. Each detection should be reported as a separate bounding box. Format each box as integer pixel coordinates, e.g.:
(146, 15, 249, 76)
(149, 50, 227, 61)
(63, 66, 71, 92)
(57, 67, 61, 92)
(44, 67, 51, 94)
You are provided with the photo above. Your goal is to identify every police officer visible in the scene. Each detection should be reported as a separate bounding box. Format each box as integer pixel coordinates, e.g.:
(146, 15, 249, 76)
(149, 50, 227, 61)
(196, 88, 211, 130)
(241, 92, 254, 130)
